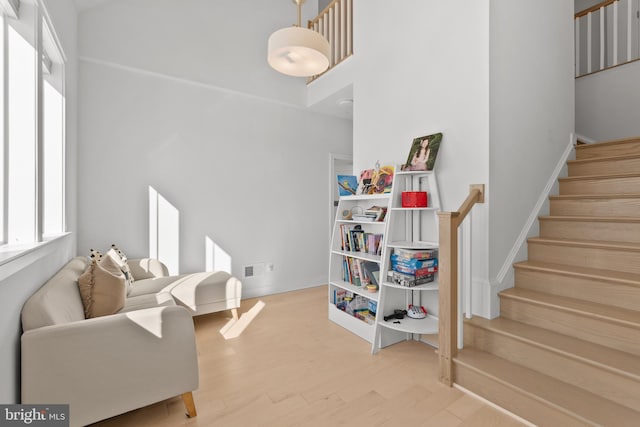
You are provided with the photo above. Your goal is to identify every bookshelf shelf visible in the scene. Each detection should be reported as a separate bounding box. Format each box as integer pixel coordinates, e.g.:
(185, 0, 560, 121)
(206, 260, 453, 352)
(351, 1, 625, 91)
(380, 280, 439, 291)
(330, 280, 380, 301)
(330, 250, 382, 263)
(378, 314, 439, 335)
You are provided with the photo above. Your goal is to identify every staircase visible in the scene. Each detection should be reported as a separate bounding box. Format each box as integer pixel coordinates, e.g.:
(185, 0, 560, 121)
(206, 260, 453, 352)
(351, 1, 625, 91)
(455, 137, 640, 426)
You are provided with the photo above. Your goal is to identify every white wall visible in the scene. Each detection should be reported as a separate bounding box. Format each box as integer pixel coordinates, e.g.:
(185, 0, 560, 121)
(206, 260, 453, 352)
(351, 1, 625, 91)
(77, 0, 352, 297)
(352, 0, 491, 305)
(351, 0, 574, 318)
(0, 0, 78, 403)
(576, 60, 640, 140)
(78, 0, 316, 107)
(487, 0, 575, 316)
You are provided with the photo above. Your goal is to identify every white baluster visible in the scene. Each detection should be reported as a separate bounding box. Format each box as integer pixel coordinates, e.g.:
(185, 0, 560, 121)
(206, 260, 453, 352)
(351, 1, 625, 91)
(575, 18, 581, 76)
(600, 6, 605, 70)
(613, 0, 619, 66)
(628, 0, 633, 61)
(346, 0, 352, 55)
(341, 0, 346, 60)
(588, 12, 593, 73)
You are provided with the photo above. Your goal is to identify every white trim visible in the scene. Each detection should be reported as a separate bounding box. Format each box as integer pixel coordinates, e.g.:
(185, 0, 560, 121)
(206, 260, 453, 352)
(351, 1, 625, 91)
(0, 232, 71, 281)
(575, 133, 598, 144)
(495, 133, 576, 284)
(79, 56, 310, 111)
(0, 0, 19, 19)
(328, 153, 352, 237)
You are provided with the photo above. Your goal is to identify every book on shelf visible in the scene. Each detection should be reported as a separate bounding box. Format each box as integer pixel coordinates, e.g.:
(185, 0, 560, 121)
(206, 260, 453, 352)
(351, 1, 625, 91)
(342, 256, 382, 287)
(339, 224, 383, 255)
(361, 261, 380, 286)
(365, 205, 388, 222)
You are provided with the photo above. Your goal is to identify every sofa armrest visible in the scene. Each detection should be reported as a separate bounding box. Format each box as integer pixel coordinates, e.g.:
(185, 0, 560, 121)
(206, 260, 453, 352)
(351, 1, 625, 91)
(21, 306, 198, 427)
(127, 258, 170, 280)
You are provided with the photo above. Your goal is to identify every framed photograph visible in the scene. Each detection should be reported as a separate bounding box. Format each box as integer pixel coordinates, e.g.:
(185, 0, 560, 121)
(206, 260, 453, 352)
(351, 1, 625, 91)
(357, 165, 394, 195)
(401, 132, 443, 171)
(356, 168, 375, 195)
(337, 175, 358, 196)
(371, 165, 394, 194)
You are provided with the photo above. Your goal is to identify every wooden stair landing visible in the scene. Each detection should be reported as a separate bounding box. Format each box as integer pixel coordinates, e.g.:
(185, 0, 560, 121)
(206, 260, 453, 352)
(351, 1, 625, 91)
(455, 136, 640, 425)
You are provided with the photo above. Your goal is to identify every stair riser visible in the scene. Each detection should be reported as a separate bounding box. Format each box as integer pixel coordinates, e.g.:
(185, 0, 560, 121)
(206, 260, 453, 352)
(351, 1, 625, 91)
(464, 324, 640, 411)
(559, 176, 640, 195)
(453, 362, 594, 427)
(539, 219, 640, 243)
(576, 140, 640, 160)
(514, 267, 640, 311)
(549, 197, 640, 217)
(569, 157, 640, 177)
(528, 241, 640, 275)
(500, 298, 640, 356)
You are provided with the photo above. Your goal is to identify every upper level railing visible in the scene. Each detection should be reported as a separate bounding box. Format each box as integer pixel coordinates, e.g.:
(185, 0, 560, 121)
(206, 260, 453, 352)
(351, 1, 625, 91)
(437, 184, 485, 386)
(575, 0, 640, 77)
(307, 0, 353, 83)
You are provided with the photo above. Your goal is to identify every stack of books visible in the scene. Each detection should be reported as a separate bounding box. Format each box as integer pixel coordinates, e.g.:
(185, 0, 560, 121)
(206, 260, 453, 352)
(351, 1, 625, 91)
(387, 247, 438, 287)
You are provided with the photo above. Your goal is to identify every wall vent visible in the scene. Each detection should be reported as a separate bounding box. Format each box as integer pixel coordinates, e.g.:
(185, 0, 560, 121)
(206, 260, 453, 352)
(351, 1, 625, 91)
(244, 265, 254, 277)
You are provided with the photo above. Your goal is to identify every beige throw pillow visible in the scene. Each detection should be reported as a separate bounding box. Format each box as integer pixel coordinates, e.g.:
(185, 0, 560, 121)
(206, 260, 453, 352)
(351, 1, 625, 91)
(105, 248, 134, 295)
(78, 255, 127, 318)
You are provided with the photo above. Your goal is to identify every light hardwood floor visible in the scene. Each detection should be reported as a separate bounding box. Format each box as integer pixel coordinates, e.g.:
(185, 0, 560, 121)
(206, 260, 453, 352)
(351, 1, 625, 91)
(92, 286, 526, 427)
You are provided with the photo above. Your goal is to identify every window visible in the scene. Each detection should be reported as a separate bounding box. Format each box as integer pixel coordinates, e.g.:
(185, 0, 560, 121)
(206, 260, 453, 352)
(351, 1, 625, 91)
(42, 20, 65, 236)
(0, 0, 66, 251)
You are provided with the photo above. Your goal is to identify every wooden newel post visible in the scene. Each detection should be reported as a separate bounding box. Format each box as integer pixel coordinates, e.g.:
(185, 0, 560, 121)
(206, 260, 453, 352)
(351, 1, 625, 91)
(437, 184, 484, 387)
(437, 211, 460, 386)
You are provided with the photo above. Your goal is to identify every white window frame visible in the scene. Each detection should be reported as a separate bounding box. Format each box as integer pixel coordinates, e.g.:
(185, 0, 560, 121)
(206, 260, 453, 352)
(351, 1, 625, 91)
(0, 0, 68, 266)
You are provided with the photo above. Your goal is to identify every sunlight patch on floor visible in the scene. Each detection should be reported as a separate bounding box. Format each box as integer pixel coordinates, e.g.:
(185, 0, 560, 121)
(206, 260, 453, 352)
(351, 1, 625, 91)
(220, 300, 266, 339)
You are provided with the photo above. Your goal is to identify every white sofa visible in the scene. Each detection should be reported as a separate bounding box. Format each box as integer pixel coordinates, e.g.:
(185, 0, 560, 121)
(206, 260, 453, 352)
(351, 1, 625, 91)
(21, 256, 242, 427)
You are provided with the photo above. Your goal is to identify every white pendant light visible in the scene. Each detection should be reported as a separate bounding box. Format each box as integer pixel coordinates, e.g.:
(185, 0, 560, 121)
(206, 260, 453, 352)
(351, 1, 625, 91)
(268, 0, 330, 77)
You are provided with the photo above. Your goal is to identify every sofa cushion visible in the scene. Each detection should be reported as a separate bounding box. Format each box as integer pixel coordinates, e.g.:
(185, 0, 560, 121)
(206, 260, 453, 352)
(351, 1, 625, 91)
(21, 257, 88, 331)
(127, 275, 190, 298)
(78, 255, 127, 318)
(119, 292, 176, 313)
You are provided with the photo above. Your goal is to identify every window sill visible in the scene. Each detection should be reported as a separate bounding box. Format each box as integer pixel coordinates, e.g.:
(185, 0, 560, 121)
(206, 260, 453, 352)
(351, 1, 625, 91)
(0, 233, 73, 281)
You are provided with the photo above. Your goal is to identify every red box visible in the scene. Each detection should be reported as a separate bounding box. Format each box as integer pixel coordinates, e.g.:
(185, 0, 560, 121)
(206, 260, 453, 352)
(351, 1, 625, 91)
(402, 191, 428, 207)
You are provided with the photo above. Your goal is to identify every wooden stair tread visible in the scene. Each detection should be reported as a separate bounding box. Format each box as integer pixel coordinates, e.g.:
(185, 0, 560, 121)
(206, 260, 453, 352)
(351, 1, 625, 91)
(466, 317, 640, 380)
(513, 260, 640, 287)
(550, 193, 640, 200)
(455, 348, 640, 426)
(575, 136, 640, 149)
(559, 172, 640, 182)
(539, 215, 640, 223)
(568, 152, 640, 165)
(499, 288, 640, 328)
(528, 236, 640, 252)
